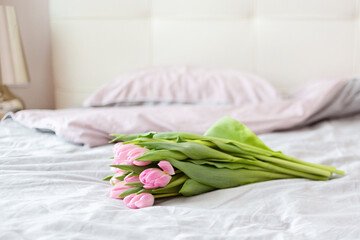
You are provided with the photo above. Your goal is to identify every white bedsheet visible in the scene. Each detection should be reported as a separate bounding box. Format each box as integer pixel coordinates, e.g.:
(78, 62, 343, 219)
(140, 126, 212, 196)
(1, 115, 360, 240)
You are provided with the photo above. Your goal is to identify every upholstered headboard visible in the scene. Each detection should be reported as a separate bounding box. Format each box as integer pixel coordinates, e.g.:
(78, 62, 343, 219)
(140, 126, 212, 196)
(50, 0, 359, 108)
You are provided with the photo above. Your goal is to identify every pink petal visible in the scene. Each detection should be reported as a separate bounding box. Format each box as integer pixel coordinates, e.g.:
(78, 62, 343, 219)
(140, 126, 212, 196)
(154, 174, 171, 188)
(109, 189, 123, 199)
(128, 148, 148, 161)
(158, 161, 175, 175)
(113, 143, 137, 159)
(133, 160, 152, 166)
(139, 169, 152, 183)
(111, 159, 133, 171)
(139, 168, 159, 183)
(128, 194, 142, 209)
(124, 175, 140, 183)
(120, 143, 137, 151)
(109, 182, 132, 199)
(135, 193, 155, 208)
(146, 169, 164, 179)
(113, 182, 131, 190)
(112, 159, 132, 166)
(123, 193, 136, 207)
(116, 169, 127, 175)
(139, 168, 172, 189)
(124, 193, 154, 209)
(114, 143, 128, 155)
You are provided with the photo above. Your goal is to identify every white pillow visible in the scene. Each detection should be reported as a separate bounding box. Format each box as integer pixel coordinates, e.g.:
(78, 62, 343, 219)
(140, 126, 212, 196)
(83, 66, 279, 107)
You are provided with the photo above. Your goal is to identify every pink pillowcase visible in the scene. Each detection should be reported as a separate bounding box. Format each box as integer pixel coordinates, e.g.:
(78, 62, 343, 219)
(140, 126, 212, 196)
(83, 66, 279, 107)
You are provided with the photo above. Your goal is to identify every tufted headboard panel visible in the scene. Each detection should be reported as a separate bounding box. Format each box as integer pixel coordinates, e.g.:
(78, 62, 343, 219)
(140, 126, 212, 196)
(50, 0, 359, 108)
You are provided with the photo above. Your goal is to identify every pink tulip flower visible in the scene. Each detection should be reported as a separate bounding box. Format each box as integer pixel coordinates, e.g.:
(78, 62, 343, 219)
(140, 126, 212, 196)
(139, 161, 175, 189)
(110, 171, 127, 185)
(109, 182, 132, 199)
(158, 160, 175, 175)
(124, 175, 140, 184)
(112, 143, 151, 166)
(124, 193, 154, 209)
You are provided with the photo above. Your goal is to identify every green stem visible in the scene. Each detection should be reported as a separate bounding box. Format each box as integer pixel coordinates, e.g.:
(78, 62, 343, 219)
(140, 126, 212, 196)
(275, 154, 345, 175)
(252, 154, 331, 178)
(208, 136, 343, 176)
(230, 157, 329, 181)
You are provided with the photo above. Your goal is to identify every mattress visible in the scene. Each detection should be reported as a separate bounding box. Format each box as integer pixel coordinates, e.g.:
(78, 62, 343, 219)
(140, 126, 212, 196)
(1, 114, 360, 239)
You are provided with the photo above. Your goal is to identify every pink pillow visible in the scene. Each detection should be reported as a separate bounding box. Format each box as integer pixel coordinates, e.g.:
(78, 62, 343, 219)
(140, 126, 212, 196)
(83, 66, 279, 107)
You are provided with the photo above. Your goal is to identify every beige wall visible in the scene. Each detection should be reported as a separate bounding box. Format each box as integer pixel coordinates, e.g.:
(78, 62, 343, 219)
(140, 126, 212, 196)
(0, 0, 54, 109)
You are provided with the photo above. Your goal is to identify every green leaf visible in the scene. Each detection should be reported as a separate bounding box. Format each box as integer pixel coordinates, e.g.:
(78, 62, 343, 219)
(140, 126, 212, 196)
(126, 172, 139, 178)
(190, 160, 265, 171)
(136, 140, 330, 180)
(204, 116, 272, 151)
(179, 179, 216, 197)
(169, 159, 296, 189)
(118, 186, 143, 198)
(109, 165, 150, 174)
(102, 175, 114, 181)
(137, 141, 237, 161)
(109, 132, 156, 143)
(152, 185, 182, 194)
(115, 176, 124, 181)
(124, 138, 174, 145)
(153, 132, 205, 140)
(136, 149, 187, 161)
(176, 136, 187, 143)
(201, 117, 342, 176)
(114, 171, 131, 181)
(186, 139, 216, 148)
(124, 182, 144, 187)
(208, 139, 248, 154)
(209, 137, 341, 176)
(136, 188, 152, 194)
(153, 193, 181, 199)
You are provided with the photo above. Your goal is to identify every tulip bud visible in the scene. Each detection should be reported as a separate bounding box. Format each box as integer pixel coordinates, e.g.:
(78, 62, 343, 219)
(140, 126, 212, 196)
(109, 182, 132, 199)
(112, 143, 151, 166)
(139, 168, 171, 189)
(139, 161, 175, 189)
(124, 175, 140, 184)
(123, 193, 154, 209)
(110, 171, 127, 185)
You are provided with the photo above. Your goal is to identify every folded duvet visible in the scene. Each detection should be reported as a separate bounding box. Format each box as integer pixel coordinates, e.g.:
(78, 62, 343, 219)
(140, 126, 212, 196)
(10, 78, 360, 147)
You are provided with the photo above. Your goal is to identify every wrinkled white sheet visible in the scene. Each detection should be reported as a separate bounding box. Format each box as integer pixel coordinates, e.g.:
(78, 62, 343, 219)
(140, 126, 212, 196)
(1, 115, 360, 240)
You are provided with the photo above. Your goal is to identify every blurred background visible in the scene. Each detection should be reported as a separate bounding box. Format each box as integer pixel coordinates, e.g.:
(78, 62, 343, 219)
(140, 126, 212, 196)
(0, 0, 53, 109)
(1, 0, 358, 110)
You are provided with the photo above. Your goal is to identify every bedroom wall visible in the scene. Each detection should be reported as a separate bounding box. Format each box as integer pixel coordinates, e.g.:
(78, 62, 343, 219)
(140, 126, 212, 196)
(0, 0, 54, 109)
(50, 0, 359, 109)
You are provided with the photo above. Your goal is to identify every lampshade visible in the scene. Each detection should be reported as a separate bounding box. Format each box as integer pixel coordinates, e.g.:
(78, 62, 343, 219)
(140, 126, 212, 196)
(0, 5, 29, 86)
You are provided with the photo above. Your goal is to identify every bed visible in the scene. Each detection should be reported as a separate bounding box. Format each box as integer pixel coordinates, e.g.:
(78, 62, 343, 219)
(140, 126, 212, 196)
(2, 0, 360, 239)
(2, 112, 360, 239)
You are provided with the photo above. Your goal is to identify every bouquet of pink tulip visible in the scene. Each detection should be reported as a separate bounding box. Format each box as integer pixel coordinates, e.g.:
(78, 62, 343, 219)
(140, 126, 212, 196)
(103, 117, 344, 209)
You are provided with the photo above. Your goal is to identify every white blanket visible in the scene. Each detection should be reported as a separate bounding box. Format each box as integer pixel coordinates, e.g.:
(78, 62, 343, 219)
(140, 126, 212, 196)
(1, 115, 360, 239)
